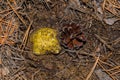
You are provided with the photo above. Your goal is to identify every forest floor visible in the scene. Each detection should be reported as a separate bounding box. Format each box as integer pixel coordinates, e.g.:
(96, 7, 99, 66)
(0, 0, 120, 80)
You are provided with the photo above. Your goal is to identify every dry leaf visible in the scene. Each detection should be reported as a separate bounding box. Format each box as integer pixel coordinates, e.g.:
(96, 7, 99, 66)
(104, 18, 120, 25)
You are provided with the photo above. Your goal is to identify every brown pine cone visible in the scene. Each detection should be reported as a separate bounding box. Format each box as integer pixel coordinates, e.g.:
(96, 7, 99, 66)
(60, 23, 86, 50)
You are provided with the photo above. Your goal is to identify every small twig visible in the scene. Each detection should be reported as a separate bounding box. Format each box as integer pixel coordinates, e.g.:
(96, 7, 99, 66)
(0, 11, 13, 22)
(85, 55, 99, 80)
(0, 7, 21, 14)
(10, 71, 25, 80)
(9, 24, 18, 36)
(105, 7, 117, 16)
(21, 75, 27, 80)
(79, 51, 113, 67)
(40, 0, 51, 10)
(20, 21, 33, 52)
(98, 61, 116, 80)
(111, 70, 120, 76)
(95, 34, 114, 51)
(32, 69, 41, 80)
(7, 0, 27, 27)
(111, 37, 120, 45)
(79, 50, 118, 79)
(106, 66, 120, 71)
(11, 65, 26, 76)
(11, 57, 25, 61)
(0, 19, 17, 28)
(102, 0, 107, 11)
(0, 8, 13, 14)
(103, 0, 120, 17)
(103, 52, 113, 61)
(0, 20, 12, 45)
(99, 59, 113, 67)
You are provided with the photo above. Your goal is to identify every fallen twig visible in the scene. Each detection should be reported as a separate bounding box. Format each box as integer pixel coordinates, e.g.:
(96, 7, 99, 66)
(85, 55, 99, 80)
(98, 61, 117, 80)
(95, 34, 114, 51)
(7, 0, 27, 27)
(20, 21, 33, 52)
(106, 66, 120, 71)
(32, 69, 41, 80)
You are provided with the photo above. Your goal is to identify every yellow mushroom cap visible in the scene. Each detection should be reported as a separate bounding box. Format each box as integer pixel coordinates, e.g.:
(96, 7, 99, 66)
(30, 27, 61, 55)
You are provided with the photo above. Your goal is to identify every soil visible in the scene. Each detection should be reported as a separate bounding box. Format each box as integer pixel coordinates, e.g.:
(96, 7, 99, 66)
(0, 0, 120, 80)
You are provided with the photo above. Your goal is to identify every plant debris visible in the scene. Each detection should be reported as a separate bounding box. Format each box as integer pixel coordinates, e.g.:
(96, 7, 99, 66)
(60, 23, 86, 50)
(0, 0, 120, 80)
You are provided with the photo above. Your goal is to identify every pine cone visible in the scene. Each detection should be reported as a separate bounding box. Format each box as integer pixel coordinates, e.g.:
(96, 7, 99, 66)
(60, 23, 86, 50)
